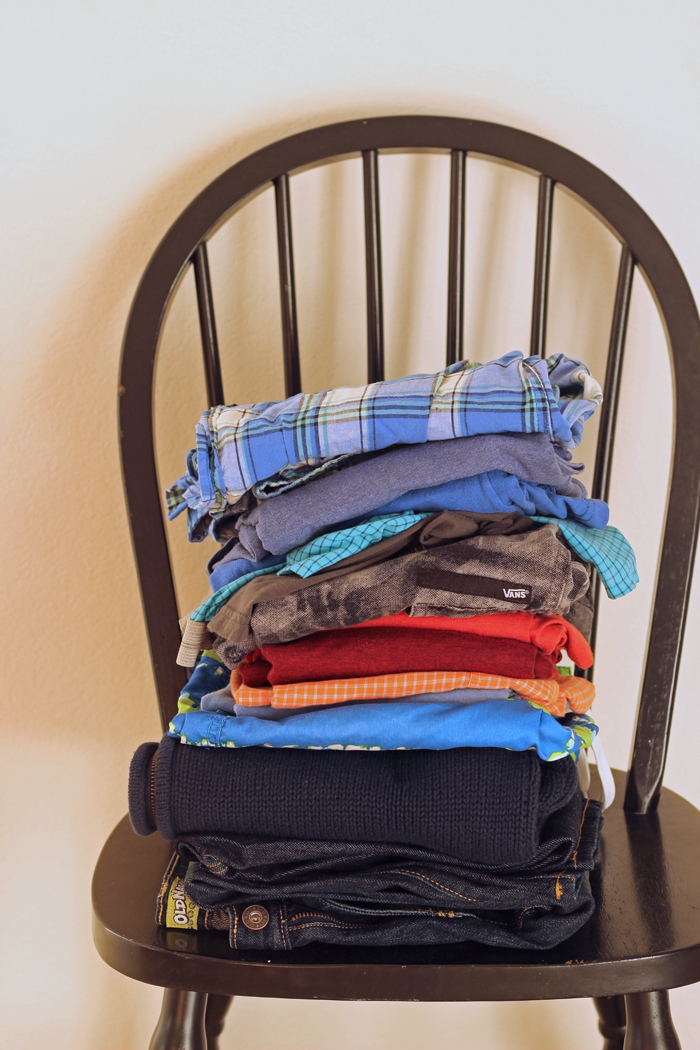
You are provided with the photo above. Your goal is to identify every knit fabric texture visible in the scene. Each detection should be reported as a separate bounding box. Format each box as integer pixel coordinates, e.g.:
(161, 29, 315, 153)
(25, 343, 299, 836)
(239, 628, 557, 686)
(128, 742, 159, 836)
(152, 793, 603, 951)
(176, 788, 601, 884)
(130, 734, 579, 866)
(343, 610, 593, 668)
(177, 790, 602, 910)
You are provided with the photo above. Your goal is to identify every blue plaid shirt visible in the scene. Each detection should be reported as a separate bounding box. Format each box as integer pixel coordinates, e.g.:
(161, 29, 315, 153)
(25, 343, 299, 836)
(533, 517, 638, 599)
(166, 351, 602, 536)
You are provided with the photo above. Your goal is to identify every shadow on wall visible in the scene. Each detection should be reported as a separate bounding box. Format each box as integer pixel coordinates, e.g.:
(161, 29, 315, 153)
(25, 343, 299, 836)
(13, 105, 430, 722)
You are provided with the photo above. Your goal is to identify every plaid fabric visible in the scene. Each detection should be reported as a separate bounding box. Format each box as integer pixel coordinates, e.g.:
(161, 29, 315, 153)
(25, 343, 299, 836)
(279, 512, 430, 578)
(190, 512, 431, 623)
(532, 517, 637, 599)
(231, 669, 595, 718)
(166, 352, 602, 535)
(191, 565, 280, 624)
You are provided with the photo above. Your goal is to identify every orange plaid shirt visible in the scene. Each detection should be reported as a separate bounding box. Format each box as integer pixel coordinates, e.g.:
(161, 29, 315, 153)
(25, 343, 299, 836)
(231, 669, 594, 718)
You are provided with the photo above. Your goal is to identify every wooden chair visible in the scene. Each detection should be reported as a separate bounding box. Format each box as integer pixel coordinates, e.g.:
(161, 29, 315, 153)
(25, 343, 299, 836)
(92, 116, 700, 1050)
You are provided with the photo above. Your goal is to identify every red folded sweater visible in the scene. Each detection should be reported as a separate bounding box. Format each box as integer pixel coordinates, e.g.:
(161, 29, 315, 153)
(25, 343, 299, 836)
(239, 627, 558, 687)
(347, 611, 592, 667)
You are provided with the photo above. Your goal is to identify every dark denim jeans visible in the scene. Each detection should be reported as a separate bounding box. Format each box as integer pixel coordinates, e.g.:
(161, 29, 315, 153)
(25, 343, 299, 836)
(222, 889, 595, 950)
(177, 794, 602, 950)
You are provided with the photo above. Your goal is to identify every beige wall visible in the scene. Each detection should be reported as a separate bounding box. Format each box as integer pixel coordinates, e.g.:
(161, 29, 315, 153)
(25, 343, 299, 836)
(2, 2, 699, 1047)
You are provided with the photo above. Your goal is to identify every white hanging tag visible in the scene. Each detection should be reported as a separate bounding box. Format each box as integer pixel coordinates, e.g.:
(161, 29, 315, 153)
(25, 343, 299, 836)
(590, 735, 616, 810)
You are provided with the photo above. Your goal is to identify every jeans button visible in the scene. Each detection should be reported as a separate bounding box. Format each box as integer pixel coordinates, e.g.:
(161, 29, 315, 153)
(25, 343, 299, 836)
(242, 905, 269, 930)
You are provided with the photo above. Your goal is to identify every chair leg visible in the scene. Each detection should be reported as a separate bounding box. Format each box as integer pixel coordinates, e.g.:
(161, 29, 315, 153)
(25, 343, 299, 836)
(623, 991, 681, 1050)
(149, 988, 208, 1050)
(205, 994, 234, 1050)
(593, 995, 626, 1049)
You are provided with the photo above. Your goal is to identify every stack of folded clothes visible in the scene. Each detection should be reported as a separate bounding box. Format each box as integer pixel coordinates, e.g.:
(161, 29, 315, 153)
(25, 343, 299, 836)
(129, 350, 638, 951)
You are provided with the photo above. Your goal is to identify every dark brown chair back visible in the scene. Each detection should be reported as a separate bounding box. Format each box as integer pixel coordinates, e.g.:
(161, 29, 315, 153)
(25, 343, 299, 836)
(118, 116, 700, 815)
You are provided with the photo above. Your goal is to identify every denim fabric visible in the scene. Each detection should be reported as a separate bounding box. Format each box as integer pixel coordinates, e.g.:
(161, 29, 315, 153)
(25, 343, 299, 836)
(179, 793, 601, 950)
(179, 792, 601, 907)
(218, 889, 595, 950)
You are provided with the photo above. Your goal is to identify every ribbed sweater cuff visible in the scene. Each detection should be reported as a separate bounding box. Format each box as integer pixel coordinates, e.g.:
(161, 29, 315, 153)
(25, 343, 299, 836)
(128, 742, 158, 836)
(154, 734, 178, 841)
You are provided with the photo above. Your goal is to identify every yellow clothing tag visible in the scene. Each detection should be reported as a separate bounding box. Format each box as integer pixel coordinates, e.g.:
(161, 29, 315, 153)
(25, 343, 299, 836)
(166, 875, 200, 929)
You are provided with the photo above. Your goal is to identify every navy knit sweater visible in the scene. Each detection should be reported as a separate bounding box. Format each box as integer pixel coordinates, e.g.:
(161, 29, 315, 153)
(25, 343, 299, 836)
(129, 736, 578, 866)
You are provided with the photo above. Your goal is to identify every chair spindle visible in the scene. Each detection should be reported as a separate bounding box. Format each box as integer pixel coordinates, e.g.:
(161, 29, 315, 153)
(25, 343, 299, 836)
(530, 174, 554, 360)
(576, 245, 635, 679)
(274, 173, 302, 398)
(193, 243, 225, 408)
(592, 245, 635, 504)
(446, 150, 467, 366)
(363, 149, 385, 383)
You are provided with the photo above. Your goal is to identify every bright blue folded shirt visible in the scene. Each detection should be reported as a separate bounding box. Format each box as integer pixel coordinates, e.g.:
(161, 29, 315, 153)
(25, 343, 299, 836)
(372, 472, 608, 529)
(169, 698, 597, 762)
(209, 552, 285, 594)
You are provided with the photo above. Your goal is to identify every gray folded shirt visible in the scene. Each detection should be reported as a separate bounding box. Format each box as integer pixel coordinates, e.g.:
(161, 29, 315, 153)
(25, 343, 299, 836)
(210, 523, 590, 668)
(216, 432, 585, 561)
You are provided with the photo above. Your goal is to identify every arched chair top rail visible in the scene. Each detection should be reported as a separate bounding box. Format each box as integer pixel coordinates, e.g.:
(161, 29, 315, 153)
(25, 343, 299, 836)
(121, 116, 700, 365)
(119, 116, 700, 816)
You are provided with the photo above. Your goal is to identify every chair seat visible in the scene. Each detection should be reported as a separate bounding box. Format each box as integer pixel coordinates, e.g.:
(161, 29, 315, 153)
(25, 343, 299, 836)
(92, 770, 700, 1002)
